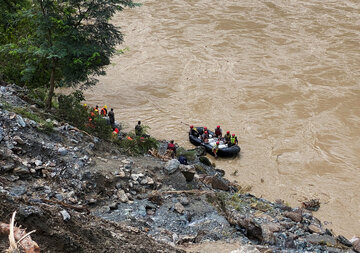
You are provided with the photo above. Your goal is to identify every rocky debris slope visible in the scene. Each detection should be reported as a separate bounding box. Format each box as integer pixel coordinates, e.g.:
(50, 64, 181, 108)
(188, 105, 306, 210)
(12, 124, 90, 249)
(1, 83, 359, 253)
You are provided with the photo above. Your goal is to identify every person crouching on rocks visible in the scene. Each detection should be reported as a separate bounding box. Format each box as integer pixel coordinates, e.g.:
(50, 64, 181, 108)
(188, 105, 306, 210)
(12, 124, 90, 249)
(167, 140, 176, 158)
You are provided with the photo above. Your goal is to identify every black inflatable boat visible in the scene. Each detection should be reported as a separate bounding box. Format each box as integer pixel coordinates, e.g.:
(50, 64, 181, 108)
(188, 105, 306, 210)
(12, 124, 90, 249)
(189, 127, 240, 157)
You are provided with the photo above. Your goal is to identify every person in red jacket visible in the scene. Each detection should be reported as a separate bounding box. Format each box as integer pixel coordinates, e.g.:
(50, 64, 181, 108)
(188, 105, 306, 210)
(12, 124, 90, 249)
(167, 140, 176, 158)
(214, 125, 222, 138)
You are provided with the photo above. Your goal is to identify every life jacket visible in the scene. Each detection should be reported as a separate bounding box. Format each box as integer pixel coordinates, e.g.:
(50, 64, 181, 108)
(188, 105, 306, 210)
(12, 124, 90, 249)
(212, 144, 219, 152)
(215, 128, 222, 136)
(224, 133, 231, 141)
(167, 143, 176, 151)
(101, 108, 107, 116)
(231, 136, 237, 144)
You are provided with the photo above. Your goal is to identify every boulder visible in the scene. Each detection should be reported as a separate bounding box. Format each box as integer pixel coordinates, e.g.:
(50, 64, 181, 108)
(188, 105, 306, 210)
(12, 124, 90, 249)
(0, 127, 3, 142)
(308, 224, 323, 234)
(13, 166, 30, 175)
(199, 156, 212, 166)
(284, 211, 302, 223)
(336, 235, 353, 247)
(60, 210, 71, 221)
(174, 202, 185, 214)
(58, 147, 68, 156)
(13, 135, 24, 145)
(16, 115, 26, 127)
(203, 176, 229, 191)
(305, 234, 336, 246)
(352, 237, 360, 252)
(165, 159, 180, 174)
(117, 189, 129, 203)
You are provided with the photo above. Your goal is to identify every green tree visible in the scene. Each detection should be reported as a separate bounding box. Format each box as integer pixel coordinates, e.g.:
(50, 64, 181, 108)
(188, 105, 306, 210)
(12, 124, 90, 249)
(1, 0, 139, 109)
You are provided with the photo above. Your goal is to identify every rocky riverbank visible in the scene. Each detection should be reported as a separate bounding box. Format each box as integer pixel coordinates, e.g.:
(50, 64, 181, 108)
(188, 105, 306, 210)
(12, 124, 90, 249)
(0, 83, 359, 252)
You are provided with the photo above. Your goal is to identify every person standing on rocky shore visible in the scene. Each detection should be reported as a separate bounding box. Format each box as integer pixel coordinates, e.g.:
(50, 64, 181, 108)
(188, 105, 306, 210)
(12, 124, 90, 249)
(108, 108, 115, 127)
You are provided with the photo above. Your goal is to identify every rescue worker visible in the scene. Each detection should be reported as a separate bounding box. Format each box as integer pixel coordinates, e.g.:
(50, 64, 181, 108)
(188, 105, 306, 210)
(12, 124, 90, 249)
(101, 105, 108, 116)
(201, 130, 209, 143)
(94, 105, 99, 115)
(112, 128, 119, 139)
(167, 140, 176, 158)
(229, 133, 238, 147)
(189, 125, 199, 137)
(135, 121, 143, 136)
(212, 141, 220, 158)
(214, 125, 222, 138)
(108, 108, 115, 127)
(224, 131, 231, 144)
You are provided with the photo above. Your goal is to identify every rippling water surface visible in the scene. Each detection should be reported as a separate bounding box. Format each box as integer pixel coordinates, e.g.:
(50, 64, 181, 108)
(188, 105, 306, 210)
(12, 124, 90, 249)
(84, 0, 360, 237)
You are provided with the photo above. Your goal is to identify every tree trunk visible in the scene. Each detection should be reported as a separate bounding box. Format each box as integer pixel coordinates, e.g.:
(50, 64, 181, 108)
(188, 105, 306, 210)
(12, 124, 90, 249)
(45, 62, 56, 110)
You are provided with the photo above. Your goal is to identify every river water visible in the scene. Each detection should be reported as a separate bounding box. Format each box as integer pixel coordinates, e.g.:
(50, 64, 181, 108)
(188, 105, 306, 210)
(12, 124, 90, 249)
(84, 0, 360, 237)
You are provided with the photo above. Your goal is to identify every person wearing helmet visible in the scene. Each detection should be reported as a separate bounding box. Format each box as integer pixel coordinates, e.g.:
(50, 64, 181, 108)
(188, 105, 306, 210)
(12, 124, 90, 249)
(212, 141, 220, 158)
(167, 140, 177, 158)
(189, 125, 199, 137)
(214, 125, 222, 138)
(224, 130, 231, 144)
(201, 130, 209, 143)
(101, 105, 108, 116)
(229, 133, 238, 147)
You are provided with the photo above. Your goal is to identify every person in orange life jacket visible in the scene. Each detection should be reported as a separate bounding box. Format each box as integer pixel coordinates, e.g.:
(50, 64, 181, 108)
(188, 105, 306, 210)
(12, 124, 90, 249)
(224, 131, 231, 144)
(201, 130, 209, 143)
(214, 125, 222, 138)
(101, 105, 108, 116)
(212, 141, 220, 158)
(167, 140, 176, 158)
(93, 105, 99, 115)
(228, 133, 238, 147)
(108, 108, 115, 126)
(189, 125, 199, 137)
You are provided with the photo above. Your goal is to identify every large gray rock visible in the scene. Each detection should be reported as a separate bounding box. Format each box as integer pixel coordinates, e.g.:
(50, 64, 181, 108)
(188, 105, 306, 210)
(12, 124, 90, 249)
(0, 127, 4, 142)
(117, 189, 129, 203)
(60, 210, 71, 221)
(58, 147, 68, 156)
(305, 234, 336, 246)
(16, 115, 26, 127)
(13, 136, 24, 145)
(165, 159, 180, 174)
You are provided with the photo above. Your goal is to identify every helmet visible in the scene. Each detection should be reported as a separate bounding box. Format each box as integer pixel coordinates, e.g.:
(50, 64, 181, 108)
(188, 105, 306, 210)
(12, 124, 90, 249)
(216, 141, 219, 145)
(232, 134, 235, 136)
(115, 128, 119, 133)
(217, 125, 220, 128)
(104, 105, 107, 109)
(84, 103, 87, 107)
(227, 131, 230, 134)
(190, 125, 193, 128)
(204, 127, 207, 130)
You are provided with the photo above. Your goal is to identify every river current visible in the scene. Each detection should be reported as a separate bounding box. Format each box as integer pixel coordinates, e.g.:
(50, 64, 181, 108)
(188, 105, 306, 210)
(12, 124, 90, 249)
(84, 0, 360, 237)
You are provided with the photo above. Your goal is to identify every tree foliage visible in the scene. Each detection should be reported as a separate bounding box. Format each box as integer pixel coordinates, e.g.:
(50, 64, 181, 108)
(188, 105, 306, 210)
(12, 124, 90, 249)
(0, 0, 139, 108)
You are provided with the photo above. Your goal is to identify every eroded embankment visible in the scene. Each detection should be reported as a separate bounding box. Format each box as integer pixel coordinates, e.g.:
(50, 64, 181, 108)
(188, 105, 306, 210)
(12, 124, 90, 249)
(0, 84, 359, 253)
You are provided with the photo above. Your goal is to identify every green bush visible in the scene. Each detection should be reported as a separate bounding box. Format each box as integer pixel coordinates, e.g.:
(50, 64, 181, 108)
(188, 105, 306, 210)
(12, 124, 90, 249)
(57, 90, 113, 140)
(115, 126, 158, 155)
(176, 147, 197, 161)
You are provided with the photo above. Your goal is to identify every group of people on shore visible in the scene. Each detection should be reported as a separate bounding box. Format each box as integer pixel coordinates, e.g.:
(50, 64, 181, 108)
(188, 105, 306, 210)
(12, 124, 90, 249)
(189, 125, 238, 157)
(87, 104, 146, 140)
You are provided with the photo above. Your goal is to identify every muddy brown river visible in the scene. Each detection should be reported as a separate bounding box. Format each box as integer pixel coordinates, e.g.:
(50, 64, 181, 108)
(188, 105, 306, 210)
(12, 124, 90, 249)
(84, 0, 360, 237)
